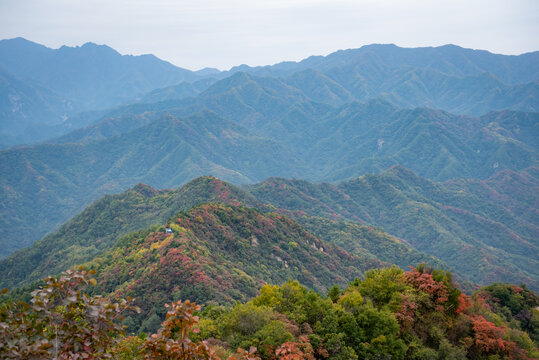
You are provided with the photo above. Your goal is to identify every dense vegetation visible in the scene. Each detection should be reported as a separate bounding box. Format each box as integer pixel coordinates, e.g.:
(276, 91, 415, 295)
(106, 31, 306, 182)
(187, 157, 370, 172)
(0, 178, 261, 288)
(2, 266, 537, 359)
(1, 169, 537, 292)
(247, 167, 539, 288)
(189, 266, 539, 360)
(84, 202, 385, 330)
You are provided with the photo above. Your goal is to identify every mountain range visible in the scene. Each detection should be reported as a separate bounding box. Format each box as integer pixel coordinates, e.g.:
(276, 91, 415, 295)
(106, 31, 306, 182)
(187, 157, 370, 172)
(1, 168, 537, 295)
(0, 38, 537, 300)
(0, 38, 202, 147)
(1, 72, 537, 256)
(1, 38, 538, 147)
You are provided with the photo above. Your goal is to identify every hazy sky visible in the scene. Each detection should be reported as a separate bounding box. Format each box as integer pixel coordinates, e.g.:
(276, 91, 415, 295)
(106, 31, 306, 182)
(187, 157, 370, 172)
(1, 0, 537, 70)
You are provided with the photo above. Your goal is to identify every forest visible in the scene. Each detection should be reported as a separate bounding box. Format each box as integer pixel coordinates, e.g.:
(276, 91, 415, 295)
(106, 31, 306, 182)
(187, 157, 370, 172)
(1, 265, 537, 359)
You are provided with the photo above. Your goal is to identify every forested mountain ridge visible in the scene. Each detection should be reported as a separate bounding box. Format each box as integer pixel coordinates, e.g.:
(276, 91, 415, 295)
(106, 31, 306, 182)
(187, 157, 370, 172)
(49, 72, 539, 181)
(0, 178, 260, 288)
(85, 203, 385, 324)
(225, 44, 539, 116)
(0, 38, 538, 360)
(230, 44, 539, 84)
(1, 182, 537, 358)
(0, 176, 445, 291)
(247, 166, 539, 288)
(1, 167, 537, 291)
(0, 110, 301, 256)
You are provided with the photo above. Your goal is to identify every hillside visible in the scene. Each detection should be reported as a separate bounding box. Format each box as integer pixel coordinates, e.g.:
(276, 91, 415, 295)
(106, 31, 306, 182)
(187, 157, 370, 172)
(1, 166, 536, 291)
(51, 73, 539, 182)
(0, 176, 446, 292)
(291, 216, 448, 273)
(2, 265, 538, 359)
(247, 166, 539, 288)
(445, 166, 539, 226)
(139, 78, 218, 103)
(0, 110, 301, 256)
(85, 203, 385, 327)
(305, 101, 538, 181)
(0, 178, 254, 288)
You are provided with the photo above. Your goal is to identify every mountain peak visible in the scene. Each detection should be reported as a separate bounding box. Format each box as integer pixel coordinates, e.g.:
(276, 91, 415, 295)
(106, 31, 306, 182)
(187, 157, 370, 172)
(195, 67, 221, 76)
(228, 71, 254, 82)
(129, 183, 161, 197)
(384, 165, 421, 180)
(56, 42, 120, 56)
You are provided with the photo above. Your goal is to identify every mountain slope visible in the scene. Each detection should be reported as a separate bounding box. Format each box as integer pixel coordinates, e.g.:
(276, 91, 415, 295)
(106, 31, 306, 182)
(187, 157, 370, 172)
(0, 110, 300, 256)
(51, 73, 539, 180)
(247, 166, 539, 289)
(308, 101, 538, 181)
(1, 166, 536, 291)
(0, 178, 258, 289)
(284, 69, 355, 106)
(89, 204, 380, 309)
(74, 203, 397, 332)
(0, 47, 537, 257)
(0, 176, 447, 292)
(232, 43, 539, 85)
(292, 216, 448, 273)
(1, 41, 537, 148)
(1, 90, 536, 256)
(445, 167, 539, 228)
(377, 70, 539, 116)
(139, 78, 218, 103)
(0, 68, 74, 147)
(0, 38, 210, 146)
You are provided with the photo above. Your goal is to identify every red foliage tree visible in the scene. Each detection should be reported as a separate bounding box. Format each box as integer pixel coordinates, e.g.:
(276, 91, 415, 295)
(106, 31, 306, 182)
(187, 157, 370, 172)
(404, 267, 449, 312)
(455, 293, 472, 314)
(470, 315, 527, 359)
(275, 335, 315, 360)
(472, 315, 505, 353)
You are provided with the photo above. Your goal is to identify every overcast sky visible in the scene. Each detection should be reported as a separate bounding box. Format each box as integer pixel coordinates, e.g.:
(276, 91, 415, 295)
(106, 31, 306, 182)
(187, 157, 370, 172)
(0, 0, 537, 70)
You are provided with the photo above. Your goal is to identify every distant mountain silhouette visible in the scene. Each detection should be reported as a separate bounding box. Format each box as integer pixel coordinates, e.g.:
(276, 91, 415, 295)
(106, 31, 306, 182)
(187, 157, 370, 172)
(1, 40, 537, 147)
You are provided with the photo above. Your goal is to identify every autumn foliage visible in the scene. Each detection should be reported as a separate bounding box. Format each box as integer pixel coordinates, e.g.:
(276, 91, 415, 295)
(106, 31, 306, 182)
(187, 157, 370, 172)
(143, 299, 262, 360)
(0, 268, 139, 359)
(1, 265, 538, 360)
